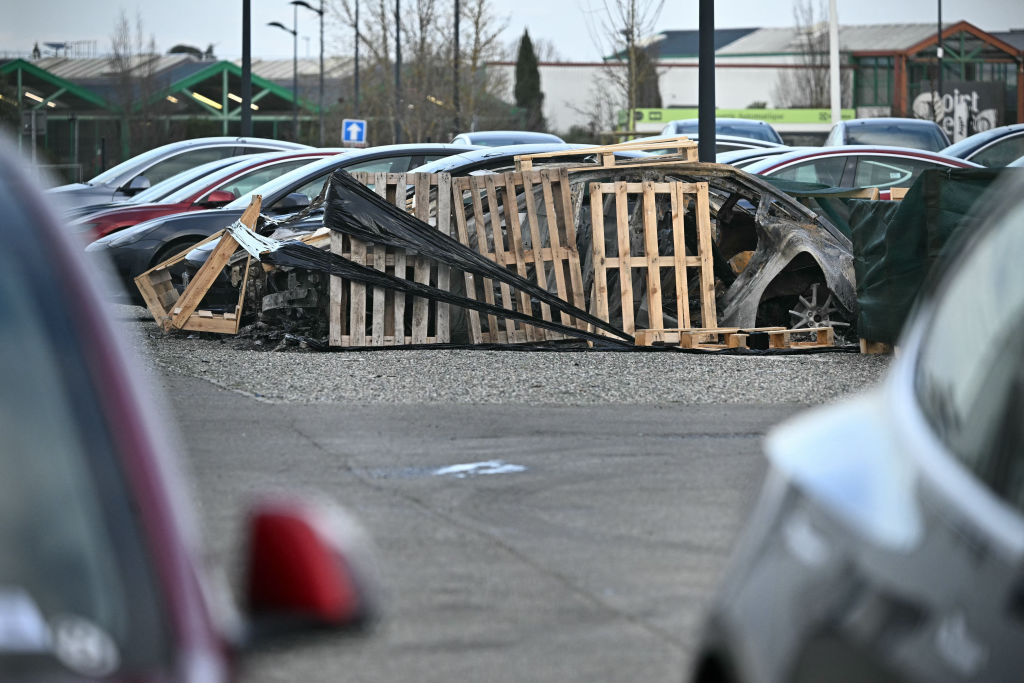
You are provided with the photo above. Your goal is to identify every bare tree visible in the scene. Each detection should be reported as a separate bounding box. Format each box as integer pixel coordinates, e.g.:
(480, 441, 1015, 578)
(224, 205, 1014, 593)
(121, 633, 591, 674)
(327, 0, 512, 143)
(772, 0, 851, 108)
(109, 9, 165, 156)
(582, 0, 665, 134)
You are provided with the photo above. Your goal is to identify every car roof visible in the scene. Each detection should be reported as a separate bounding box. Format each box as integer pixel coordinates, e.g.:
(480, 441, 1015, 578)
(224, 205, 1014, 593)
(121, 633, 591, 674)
(411, 143, 592, 173)
(941, 124, 1024, 158)
(838, 117, 944, 129)
(742, 145, 981, 173)
(224, 143, 476, 209)
(87, 136, 309, 187)
(453, 130, 564, 142)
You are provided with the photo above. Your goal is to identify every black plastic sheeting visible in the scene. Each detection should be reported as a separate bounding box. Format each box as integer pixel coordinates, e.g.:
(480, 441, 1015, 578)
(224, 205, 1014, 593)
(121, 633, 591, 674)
(262, 243, 632, 348)
(321, 170, 632, 344)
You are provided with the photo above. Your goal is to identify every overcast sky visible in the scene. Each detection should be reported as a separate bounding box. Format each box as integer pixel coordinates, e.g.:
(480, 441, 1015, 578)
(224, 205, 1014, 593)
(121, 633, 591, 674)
(1, 1, 1021, 63)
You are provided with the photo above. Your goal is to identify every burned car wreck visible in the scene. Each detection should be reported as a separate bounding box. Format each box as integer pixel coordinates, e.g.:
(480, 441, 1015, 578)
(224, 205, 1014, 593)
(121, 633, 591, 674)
(135, 145, 857, 351)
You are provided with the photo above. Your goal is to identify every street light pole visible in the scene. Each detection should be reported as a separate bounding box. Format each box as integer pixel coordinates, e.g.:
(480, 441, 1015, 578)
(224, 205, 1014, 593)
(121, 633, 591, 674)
(292, 0, 325, 146)
(354, 0, 360, 116)
(241, 0, 252, 136)
(268, 12, 299, 140)
(394, 0, 402, 144)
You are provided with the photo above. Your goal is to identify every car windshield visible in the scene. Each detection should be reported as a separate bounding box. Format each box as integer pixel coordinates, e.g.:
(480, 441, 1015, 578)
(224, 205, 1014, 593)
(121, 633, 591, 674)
(126, 155, 252, 204)
(225, 152, 353, 209)
(0, 182, 169, 675)
(915, 192, 1024, 507)
(87, 145, 178, 185)
(666, 121, 780, 143)
(846, 124, 947, 151)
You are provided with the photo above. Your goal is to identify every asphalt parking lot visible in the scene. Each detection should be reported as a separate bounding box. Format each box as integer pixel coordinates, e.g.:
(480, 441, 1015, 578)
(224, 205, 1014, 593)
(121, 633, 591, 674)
(129, 311, 890, 682)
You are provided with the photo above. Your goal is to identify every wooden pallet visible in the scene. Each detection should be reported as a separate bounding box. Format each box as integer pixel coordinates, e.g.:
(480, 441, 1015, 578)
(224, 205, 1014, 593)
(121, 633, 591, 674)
(451, 168, 588, 344)
(889, 187, 910, 200)
(859, 339, 893, 354)
(328, 172, 453, 347)
(135, 196, 260, 334)
(588, 180, 716, 337)
(514, 135, 698, 172)
(637, 326, 835, 350)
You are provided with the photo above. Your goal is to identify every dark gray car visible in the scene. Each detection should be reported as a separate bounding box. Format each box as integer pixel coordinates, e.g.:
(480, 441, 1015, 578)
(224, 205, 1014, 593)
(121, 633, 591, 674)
(691, 172, 1024, 683)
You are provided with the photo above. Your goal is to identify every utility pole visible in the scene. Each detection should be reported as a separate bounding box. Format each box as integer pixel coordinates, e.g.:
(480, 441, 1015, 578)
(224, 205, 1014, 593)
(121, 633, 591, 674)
(354, 0, 360, 116)
(453, 0, 460, 132)
(394, 0, 402, 143)
(622, 27, 635, 138)
(292, 0, 325, 146)
(242, 0, 252, 137)
(268, 7, 299, 140)
(828, 0, 840, 124)
(697, 0, 715, 162)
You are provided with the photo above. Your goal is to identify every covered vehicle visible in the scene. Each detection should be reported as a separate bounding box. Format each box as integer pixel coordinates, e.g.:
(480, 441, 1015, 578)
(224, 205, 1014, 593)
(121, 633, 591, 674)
(71, 149, 339, 240)
(450, 130, 564, 146)
(941, 123, 1024, 167)
(689, 169, 1024, 683)
(0, 134, 377, 681)
(824, 117, 950, 152)
(48, 136, 308, 208)
(87, 143, 475, 296)
(743, 145, 980, 197)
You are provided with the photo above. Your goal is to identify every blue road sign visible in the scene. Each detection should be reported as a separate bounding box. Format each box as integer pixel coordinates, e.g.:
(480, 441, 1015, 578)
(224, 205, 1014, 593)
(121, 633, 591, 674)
(341, 118, 367, 145)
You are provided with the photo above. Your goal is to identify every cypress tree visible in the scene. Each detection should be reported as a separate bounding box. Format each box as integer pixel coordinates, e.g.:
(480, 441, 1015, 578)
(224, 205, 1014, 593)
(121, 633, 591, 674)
(514, 30, 545, 131)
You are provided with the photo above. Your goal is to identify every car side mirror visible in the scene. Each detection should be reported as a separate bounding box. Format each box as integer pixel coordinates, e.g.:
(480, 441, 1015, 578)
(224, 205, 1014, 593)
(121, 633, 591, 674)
(200, 190, 235, 207)
(242, 496, 377, 648)
(271, 192, 312, 214)
(123, 175, 151, 195)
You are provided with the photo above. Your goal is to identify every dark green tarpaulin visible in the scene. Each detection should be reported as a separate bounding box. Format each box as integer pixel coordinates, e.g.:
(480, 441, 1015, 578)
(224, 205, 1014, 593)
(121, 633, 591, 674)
(764, 170, 1009, 344)
(851, 169, 1004, 344)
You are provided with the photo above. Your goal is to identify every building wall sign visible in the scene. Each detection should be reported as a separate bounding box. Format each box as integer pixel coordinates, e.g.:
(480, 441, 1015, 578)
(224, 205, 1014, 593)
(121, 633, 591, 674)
(911, 81, 1003, 141)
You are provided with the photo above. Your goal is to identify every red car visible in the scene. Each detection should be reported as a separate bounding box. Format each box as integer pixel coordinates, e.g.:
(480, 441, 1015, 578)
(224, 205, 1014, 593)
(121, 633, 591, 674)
(0, 135, 376, 681)
(743, 145, 981, 199)
(72, 149, 340, 240)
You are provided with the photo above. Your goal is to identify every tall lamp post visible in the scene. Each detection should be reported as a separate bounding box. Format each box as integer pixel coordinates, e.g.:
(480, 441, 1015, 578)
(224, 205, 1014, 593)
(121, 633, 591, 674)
(268, 6, 299, 140)
(292, 0, 324, 146)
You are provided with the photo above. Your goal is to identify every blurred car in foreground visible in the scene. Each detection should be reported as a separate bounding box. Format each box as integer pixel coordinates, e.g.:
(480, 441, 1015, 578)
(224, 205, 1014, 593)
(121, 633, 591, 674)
(88, 143, 474, 296)
(71, 149, 339, 240)
(660, 118, 784, 144)
(941, 124, 1024, 167)
(825, 117, 950, 152)
(690, 170, 1024, 683)
(0, 136, 378, 681)
(48, 136, 309, 208)
(450, 130, 564, 146)
(743, 145, 979, 197)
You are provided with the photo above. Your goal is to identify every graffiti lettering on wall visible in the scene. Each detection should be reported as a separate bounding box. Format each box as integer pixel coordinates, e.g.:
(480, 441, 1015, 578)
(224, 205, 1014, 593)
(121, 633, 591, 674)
(912, 81, 1003, 142)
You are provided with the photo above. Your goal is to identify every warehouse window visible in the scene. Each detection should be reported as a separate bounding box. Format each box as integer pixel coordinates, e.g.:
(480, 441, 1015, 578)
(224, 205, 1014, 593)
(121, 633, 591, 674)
(855, 57, 893, 107)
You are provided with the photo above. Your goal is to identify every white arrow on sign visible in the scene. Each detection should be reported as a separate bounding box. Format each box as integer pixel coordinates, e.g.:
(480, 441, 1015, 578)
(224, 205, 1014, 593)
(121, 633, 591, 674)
(345, 121, 363, 141)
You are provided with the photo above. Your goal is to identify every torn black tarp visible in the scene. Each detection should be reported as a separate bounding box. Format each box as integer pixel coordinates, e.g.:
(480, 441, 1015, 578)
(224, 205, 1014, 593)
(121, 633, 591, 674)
(322, 170, 632, 343)
(262, 242, 632, 348)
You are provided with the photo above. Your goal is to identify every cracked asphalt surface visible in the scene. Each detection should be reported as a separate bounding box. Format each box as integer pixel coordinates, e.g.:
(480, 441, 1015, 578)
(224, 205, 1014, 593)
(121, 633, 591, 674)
(131, 310, 889, 682)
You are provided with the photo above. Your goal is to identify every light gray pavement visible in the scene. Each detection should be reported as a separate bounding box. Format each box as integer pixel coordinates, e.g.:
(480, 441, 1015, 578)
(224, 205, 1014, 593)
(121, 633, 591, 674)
(139, 315, 889, 682)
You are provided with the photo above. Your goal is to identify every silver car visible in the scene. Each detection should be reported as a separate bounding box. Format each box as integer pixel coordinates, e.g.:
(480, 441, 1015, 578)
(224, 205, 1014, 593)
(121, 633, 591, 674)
(692, 172, 1024, 683)
(48, 136, 308, 208)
